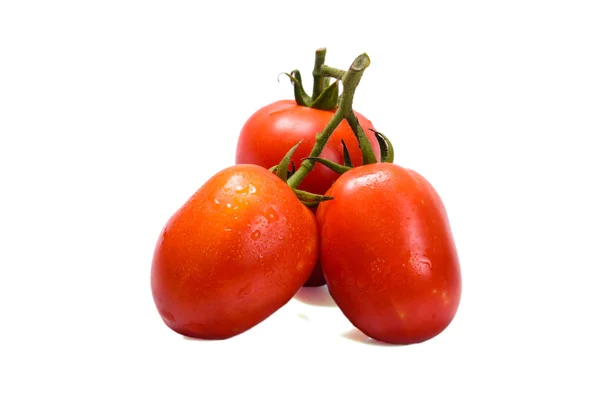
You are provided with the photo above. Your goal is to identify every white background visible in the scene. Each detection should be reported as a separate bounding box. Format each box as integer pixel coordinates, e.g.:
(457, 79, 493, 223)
(1, 1, 599, 395)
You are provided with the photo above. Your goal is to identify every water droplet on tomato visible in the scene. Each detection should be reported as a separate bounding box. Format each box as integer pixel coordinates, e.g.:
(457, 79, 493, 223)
(277, 235, 284, 240)
(226, 203, 232, 208)
(214, 198, 220, 205)
(251, 230, 261, 240)
(235, 184, 257, 195)
(413, 257, 432, 277)
(264, 207, 279, 224)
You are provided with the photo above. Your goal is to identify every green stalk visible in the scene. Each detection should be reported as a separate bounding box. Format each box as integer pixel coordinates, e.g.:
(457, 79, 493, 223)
(287, 53, 371, 189)
(320, 65, 346, 81)
(311, 48, 327, 100)
(347, 111, 377, 164)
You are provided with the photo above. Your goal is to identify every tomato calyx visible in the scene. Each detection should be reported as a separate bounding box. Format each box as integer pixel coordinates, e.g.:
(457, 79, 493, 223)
(302, 129, 395, 175)
(341, 139, 353, 167)
(372, 129, 395, 163)
(281, 48, 340, 111)
(302, 156, 351, 175)
(270, 140, 335, 207)
(293, 188, 334, 208)
(283, 70, 340, 111)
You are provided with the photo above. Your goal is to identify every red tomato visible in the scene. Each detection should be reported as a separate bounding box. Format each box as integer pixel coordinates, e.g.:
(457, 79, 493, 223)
(316, 163, 462, 344)
(235, 99, 381, 196)
(236, 99, 381, 287)
(151, 164, 318, 339)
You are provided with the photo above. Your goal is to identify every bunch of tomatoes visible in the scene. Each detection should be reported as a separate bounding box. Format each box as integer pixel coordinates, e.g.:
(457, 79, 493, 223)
(151, 49, 462, 345)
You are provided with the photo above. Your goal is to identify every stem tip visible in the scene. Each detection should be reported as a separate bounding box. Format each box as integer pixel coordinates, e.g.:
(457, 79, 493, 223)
(350, 54, 370, 72)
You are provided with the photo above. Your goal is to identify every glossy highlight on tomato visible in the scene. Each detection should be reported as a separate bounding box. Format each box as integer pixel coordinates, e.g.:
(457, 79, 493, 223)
(151, 164, 318, 339)
(317, 163, 462, 344)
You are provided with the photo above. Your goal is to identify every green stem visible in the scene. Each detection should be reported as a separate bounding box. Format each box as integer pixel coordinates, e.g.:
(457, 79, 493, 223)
(347, 111, 377, 164)
(287, 53, 371, 189)
(311, 48, 327, 100)
(321, 66, 346, 81)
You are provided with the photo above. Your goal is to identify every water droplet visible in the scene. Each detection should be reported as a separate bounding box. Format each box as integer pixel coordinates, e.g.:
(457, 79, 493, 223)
(413, 258, 432, 276)
(235, 184, 257, 195)
(224, 228, 232, 232)
(226, 203, 232, 208)
(264, 207, 279, 224)
(251, 230, 261, 240)
(277, 235, 284, 240)
(259, 254, 264, 259)
(214, 198, 220, 204)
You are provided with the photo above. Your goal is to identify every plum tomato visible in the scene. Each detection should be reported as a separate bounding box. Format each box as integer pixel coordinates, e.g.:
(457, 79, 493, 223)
(316, 162, 462, 344)
(151, 164, 318, 339)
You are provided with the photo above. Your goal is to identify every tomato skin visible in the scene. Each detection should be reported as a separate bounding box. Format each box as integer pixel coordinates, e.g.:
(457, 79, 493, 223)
(235, 99, 381, 196)
(151, 164, 318, 339)
(316, 163, 461, 344)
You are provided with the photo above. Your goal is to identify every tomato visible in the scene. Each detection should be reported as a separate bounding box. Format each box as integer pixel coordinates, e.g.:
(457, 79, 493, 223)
(316, 163, 462, 344)
(151, 164, 318, 339)
(236, 99, 381, 287)
(235, 99, 381, 196)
